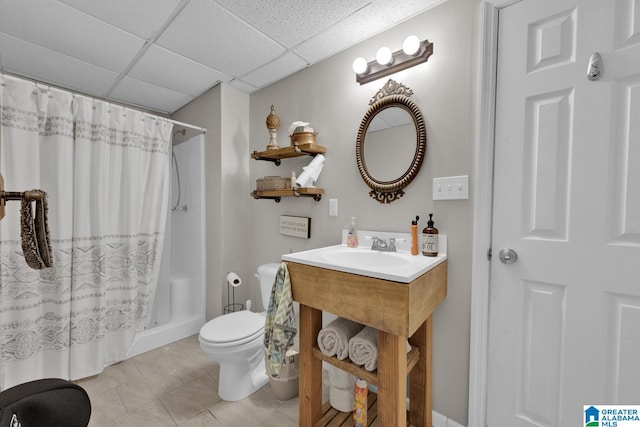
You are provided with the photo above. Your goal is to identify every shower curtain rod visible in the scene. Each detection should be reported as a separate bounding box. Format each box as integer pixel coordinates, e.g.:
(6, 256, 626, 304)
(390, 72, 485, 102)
(167, 117, 207, 134)
(0, 71, 207, 134)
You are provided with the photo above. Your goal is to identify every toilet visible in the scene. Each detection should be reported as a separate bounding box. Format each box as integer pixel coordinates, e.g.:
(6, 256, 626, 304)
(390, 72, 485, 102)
(198, 263, 280, 401)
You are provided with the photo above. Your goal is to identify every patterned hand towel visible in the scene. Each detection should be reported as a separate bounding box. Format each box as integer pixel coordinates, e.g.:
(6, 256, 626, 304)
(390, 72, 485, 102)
(348, 326, 412, 371)
(20, 190, 53, 269)
(317, 317, 364, 360)
(263, 262, 297, 378)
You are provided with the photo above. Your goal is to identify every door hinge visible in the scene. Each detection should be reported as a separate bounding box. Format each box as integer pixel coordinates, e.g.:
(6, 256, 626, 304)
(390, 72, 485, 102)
(487, 247, 492, 260)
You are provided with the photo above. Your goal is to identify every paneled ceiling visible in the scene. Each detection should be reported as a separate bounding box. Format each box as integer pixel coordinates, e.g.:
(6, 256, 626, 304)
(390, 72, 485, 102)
(0, 0, 446, 114)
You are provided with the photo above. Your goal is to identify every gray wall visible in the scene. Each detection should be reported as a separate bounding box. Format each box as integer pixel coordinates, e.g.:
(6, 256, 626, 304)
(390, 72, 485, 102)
(249, 0, 477, 423)
(174, 0, 479, 423)
(171, 84, 252, 320)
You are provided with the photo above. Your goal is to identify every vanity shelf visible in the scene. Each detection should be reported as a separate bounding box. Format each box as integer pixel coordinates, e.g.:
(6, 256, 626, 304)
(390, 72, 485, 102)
(319, 392, 414, 427)
(251, 142, 326, 166)
(311, 345, 420, 386)
(250, 187, 323, 202)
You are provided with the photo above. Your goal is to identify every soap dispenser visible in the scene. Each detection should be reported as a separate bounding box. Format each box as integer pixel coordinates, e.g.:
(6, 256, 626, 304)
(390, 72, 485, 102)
(347, 217, 359, 248)
(411, 216, 419, 255)
(422, 213, 439, 257)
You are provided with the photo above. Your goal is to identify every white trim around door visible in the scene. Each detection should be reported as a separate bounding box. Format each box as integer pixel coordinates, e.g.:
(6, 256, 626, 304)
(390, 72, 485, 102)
(467, 1, 519, 426)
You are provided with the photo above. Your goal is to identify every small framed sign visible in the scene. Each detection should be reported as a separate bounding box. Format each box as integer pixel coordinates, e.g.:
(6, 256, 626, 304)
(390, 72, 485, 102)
(280, 215, 311, 239)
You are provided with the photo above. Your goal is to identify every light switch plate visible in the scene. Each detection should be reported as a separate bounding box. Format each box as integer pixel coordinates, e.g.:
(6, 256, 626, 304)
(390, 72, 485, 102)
(329, 198, 338, 216)
(433, 175, 469, 200)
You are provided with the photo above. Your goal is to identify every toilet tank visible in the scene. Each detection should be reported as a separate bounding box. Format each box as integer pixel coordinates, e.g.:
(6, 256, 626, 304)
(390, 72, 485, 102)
(257, 263, 280, 310)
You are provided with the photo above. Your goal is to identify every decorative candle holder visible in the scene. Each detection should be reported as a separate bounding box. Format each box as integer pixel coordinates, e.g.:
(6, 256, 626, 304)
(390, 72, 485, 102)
(265, 104, 281, 150)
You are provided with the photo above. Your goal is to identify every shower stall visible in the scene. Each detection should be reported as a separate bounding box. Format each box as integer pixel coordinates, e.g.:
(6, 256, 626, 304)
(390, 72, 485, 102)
(126, 134, 206, 357)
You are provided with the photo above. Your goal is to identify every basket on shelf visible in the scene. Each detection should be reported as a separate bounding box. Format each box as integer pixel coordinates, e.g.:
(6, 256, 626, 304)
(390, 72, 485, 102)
(256, 176, 291, 191)
(290, 132, 317, 146)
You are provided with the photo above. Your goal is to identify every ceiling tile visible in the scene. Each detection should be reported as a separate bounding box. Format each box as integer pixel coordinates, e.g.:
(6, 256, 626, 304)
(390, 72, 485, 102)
(0, 0, 145, 72)
(129, 45, 231, 97)
(369, 107, 413, 131)
(157, 0, 285, 77)
(293, 3, 393, 64)
(215, 0, 371, 49)
(228, 79, 258, 94)
(109, 76, 194, 114)
(376, 0, 448, 24)
(0, 33, 119, 96)
(56, 0, 183, 39)
(241, 53, 308, 88)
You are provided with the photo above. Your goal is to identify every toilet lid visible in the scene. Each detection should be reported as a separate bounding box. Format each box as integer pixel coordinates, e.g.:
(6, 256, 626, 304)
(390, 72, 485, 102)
(200, 311, 264, 344)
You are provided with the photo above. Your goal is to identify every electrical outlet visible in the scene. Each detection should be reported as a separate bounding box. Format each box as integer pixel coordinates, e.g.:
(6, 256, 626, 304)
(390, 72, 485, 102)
(432, 175, 469, 200)
(329, 198, 338, 216)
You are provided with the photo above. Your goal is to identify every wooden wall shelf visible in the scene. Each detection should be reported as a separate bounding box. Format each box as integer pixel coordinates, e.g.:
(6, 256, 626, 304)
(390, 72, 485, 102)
(250, 187, 323, 202)
(251, 142, 326, 166)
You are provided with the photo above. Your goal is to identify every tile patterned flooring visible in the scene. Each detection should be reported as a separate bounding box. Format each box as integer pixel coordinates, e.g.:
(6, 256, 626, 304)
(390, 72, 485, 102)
(76, 335, 312, 426)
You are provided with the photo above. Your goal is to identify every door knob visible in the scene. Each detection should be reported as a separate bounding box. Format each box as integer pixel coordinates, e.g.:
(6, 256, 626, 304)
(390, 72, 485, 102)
(498, 248, 518, 264)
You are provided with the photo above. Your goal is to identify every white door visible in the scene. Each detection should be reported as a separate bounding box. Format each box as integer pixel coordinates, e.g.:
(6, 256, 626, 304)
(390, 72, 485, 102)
(487, 0, 640, 425)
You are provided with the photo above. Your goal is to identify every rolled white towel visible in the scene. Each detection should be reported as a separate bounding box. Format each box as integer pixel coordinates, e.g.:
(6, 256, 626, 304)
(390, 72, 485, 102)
(348, 326, 378, 371)
(348, 326, 412, 371)
(317, 317, 364, 360)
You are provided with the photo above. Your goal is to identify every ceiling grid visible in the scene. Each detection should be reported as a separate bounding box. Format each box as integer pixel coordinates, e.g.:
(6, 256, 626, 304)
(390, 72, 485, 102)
(0, 0, 446, 113)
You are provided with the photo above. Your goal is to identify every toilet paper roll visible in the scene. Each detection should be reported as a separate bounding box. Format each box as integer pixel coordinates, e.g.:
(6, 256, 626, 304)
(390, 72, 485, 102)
(226, 272, 242, 287)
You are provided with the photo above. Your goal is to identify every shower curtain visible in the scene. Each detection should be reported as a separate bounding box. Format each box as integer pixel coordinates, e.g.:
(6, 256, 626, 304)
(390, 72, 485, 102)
(0, 76, 172, 390)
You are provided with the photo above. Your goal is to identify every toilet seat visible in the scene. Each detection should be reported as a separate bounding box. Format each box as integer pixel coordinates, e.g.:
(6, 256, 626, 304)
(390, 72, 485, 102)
(200, 311, 264, 347)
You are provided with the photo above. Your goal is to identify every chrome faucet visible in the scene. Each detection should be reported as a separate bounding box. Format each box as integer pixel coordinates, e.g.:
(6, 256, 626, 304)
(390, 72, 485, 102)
(371, 236, 396, 252)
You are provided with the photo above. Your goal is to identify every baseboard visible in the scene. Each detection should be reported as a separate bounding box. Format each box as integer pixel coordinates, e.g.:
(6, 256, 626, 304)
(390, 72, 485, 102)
(446, 417, 466, 427)
(432, 410, 465, 427)
(433, 411, 448, 427)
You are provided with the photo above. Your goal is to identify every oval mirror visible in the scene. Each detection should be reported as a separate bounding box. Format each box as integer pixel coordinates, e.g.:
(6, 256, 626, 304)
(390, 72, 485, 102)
(356, 80, 426, 203)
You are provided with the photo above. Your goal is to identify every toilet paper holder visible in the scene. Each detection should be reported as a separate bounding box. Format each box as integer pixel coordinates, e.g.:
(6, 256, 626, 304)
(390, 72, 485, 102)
(224, 271, 244, 314)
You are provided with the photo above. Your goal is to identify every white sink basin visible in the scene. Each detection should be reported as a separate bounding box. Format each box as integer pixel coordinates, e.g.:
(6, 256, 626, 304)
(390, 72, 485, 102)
(321, 247, 411, 269)
(282, 244, 446, 283)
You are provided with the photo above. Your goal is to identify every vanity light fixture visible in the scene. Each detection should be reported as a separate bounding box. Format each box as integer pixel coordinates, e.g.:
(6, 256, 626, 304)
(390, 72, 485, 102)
(402, 35, 421, 56)
(376, 47, 393, 66)
(352, 57, 369, 75)
(352, 36, 433, 85)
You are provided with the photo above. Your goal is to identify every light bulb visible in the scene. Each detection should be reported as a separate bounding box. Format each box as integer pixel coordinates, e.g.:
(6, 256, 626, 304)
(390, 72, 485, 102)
(352, 57, 369, 75)
(376, 47, 393, 66)
(403, 35, 421, 56)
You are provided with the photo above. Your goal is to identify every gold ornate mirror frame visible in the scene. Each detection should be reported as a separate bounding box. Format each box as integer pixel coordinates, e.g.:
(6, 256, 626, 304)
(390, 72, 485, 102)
(356, 79, 427, 204)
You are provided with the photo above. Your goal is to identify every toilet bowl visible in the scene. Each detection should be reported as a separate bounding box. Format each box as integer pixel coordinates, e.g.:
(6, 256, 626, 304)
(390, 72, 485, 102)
(198, 263, 280, 401)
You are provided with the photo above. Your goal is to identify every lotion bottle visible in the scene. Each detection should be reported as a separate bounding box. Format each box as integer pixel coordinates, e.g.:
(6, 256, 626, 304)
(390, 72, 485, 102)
(347, 217, 359, 248)
(353, 379, 368, 427)
(411, 216, 419, 255)
(422, 213, 439, 257)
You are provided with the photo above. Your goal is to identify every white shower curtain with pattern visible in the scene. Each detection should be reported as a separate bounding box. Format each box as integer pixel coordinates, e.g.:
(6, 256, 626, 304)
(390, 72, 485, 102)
(0, 75, 172, 390)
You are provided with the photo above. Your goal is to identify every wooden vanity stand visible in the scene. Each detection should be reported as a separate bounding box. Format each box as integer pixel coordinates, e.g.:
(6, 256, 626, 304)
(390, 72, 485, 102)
(287, 260, 447, 427)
